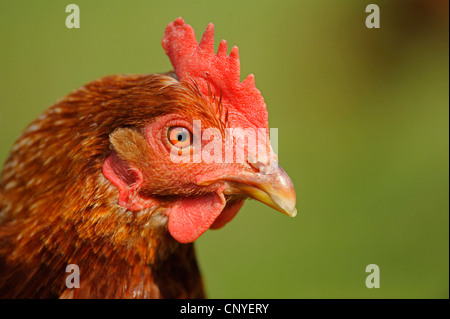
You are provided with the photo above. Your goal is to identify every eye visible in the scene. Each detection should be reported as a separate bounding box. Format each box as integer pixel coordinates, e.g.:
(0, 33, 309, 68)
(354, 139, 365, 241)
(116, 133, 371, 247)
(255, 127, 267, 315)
(167, 127, 192, 149)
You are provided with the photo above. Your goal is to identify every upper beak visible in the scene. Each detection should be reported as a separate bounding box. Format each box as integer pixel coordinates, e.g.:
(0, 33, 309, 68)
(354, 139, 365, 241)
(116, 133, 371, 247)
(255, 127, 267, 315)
(222, 162, 297, 218)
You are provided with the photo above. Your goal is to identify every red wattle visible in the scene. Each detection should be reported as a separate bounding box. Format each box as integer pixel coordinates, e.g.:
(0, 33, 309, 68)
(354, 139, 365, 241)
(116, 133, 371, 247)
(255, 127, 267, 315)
(210, 199, 244, 230)
(168, 192, 226, 243)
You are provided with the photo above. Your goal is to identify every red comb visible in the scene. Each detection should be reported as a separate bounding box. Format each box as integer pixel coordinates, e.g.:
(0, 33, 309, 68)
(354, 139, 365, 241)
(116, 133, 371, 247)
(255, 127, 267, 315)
(162, 17, 268, 128)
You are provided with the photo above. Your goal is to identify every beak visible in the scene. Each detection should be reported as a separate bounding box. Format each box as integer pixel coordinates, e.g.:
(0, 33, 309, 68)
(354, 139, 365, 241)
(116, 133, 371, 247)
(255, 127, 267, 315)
(222, 163, 297, 218)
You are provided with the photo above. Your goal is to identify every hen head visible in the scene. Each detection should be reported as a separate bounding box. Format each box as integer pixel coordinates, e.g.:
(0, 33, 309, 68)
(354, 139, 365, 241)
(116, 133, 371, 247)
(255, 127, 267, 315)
(1, 18, 296, 247)
(103, 18, 296, 243)
(102, 18, 296, 243)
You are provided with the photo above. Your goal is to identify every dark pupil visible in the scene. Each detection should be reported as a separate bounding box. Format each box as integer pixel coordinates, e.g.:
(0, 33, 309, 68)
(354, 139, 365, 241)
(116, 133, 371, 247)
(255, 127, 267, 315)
(177, 133, 185, 142)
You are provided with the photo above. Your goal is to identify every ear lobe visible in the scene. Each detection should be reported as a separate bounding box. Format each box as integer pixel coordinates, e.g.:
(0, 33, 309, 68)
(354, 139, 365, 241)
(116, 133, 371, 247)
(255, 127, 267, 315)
(102, 152, 147, 211)
(102, 128, 158, 211)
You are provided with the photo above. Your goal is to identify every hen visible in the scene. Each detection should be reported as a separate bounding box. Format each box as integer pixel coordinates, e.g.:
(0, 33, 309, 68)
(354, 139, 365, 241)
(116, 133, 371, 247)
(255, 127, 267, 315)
(0, 18, 296, 298)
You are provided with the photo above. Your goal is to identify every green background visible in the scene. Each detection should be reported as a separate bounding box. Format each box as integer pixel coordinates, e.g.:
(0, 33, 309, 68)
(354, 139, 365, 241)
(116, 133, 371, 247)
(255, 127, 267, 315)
(0, 0, 448, 298)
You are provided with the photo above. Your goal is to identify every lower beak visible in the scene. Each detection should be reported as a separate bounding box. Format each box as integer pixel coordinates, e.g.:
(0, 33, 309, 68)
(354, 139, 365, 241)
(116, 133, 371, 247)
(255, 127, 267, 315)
(223, 164, 297, 217)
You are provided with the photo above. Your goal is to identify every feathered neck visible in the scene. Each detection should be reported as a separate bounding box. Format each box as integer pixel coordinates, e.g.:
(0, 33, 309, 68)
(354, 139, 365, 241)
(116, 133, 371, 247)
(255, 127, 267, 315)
(0, 73, 205, 298)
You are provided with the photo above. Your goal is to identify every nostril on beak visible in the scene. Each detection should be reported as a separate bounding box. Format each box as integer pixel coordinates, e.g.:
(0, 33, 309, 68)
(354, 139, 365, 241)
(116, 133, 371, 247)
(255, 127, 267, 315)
(248, 155, 278, 175)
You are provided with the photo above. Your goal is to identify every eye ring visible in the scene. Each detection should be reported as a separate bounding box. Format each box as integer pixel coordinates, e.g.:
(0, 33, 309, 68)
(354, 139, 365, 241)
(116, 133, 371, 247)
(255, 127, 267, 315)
(167, 126, 193, 149)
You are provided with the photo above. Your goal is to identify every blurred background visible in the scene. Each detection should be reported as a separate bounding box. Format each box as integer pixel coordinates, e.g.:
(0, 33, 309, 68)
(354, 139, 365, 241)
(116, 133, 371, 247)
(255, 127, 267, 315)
(0, 0, 448, 298)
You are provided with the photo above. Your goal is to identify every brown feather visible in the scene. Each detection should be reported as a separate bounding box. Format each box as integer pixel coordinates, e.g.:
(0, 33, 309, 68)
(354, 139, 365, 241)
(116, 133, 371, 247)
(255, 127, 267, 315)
(0, 73, 215, 298)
